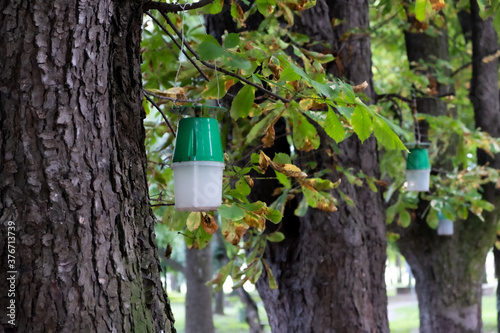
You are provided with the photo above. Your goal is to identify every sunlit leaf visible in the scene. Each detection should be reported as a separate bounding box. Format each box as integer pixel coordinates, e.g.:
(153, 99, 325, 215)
(351, 105, 373, 142)
(186, 212, 201, 231)
(325, 106, 345, 143)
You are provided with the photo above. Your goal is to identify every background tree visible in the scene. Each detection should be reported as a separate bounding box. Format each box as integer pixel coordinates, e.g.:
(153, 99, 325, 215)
(376, 1, 500, 331)
(253, 1, 391, 332)
(0, 0, 175, 332)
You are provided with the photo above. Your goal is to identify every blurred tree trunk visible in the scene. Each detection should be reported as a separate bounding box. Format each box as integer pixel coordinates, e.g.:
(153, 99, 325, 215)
(0, 1, 175, 332)
(185, 246, 214, 333)
(395, 2, 499, 332)
(237, 288, 263, 333)
(255, 1, 390, 331)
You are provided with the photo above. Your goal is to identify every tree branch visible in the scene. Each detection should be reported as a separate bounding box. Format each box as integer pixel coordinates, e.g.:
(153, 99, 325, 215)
(144, 0, 215, 12)
(144, 11, 210, 82)
(144, 89, 202, 103)
(143, 92, 177, 138)
(376, 93, 412, 104)
(160, 11, 291, 104)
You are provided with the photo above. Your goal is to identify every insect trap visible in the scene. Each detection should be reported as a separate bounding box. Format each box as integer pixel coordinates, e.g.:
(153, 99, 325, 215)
(406, 147, 431, 192)
(171, 106, 225, 211)
(437, 212, 454, 236)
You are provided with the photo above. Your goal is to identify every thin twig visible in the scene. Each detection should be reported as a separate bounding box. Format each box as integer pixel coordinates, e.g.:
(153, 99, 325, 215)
(145, 11, 210, 82)
(151, 203, 176, 207)
(376, 93, 412, 104)
(143, 92, 177, 138)
(450, 61, 471, 77)
(161, 11, 291, 104)
(144, 89, 201, 103)
(144, 0, 215, 12)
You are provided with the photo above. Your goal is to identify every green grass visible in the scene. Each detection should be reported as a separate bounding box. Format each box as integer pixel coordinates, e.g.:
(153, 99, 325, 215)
(168, 291, 498, 332)
(389, 294, 498, 333)
(168, 292, 270, 333)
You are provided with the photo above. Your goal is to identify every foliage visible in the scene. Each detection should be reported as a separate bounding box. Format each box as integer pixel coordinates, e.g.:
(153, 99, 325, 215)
(143, 0, 499, 291)
(141, 0, 409, 291)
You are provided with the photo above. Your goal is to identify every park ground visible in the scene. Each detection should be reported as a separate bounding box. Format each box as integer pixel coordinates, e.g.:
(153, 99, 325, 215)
(166, 283, 498, 333)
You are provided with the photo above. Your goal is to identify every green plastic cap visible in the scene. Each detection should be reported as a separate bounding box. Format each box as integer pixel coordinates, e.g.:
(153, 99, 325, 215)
(406, 148, 430, 170)
(173, 118, 224, 163)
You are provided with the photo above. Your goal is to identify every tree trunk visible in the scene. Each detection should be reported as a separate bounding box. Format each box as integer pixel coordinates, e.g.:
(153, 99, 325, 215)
(213, 228, 227, 315)
(185, 246, 215, 333)
(0, 1, 175, 332)
(237, 288, 263, 333)
(254, 1, 390, 332)
(396, 2, 500, 332)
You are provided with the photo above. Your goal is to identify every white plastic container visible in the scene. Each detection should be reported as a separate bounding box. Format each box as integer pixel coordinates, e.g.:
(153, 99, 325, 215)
(406, 169, 430, 192)
(172, 161, 224, 211)
(437, 217, 454, 236)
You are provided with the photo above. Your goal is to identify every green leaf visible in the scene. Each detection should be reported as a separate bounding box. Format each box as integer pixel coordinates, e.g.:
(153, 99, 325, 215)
(294, 196, 309, 216)
(399, 210, 411, 228)
(208, 261, 233, 293)
(267, 232, 285, 242)
(218, 204, 246, 221)
(230, 85, 255, 119)
(225, 33, 240, 49)
(273, 152, 292, 164)
(197, 37, 224, 61)
(264, 207, 283, 223)
(275, 171, 292, 189)
(225, 53, 252, 71)
(373, 117, 406, 150)
(324, 106, 345, 143)
(164, 209, 190, 231)
(351, 105, 373, 142)
(235, 178, 252, 197)
(280, 67, 301, 81)
(289, 105, 320, 151)
(415, 0, 427, 22)
(262, 259, 278, 289)
(201, 75, 231, 99)
(426, 209, 439, 229)
(206, 0, 224, 14)
(186, 212, 201, 231)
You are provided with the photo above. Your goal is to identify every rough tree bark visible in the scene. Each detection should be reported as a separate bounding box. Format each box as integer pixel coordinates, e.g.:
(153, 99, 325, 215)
(184, 246, 214, 333)
(395, 2, 499, 332)
(254, 1, 390, 332)
(0, 1, 175, 332)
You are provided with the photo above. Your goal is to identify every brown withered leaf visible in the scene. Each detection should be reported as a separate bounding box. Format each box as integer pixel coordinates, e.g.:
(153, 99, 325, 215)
(429, 0, 445, 11)
(317, 200, 338, 212)
(225, 79, 235, 92)
(262, 124, 276, 148)
(352, 81, 368, 93)
(231, 0, 246, 27)
(244, 175, 254, 187)
(272, 187, 283, 197)
(244, 214, 266, 232)
(165, 243, 173, 259)
(262, 110, 284, 148)
(259, 151, 307, 179)
(151, 87, 188, 106)
(201, 213, 219, 235)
